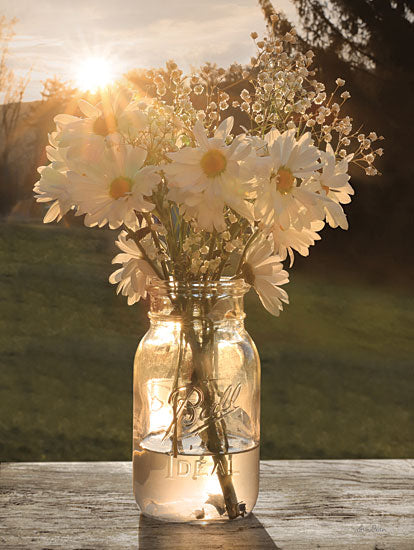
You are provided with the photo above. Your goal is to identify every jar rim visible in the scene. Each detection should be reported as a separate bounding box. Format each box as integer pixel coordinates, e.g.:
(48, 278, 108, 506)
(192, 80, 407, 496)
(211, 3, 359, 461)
(147, 277, 250, 296)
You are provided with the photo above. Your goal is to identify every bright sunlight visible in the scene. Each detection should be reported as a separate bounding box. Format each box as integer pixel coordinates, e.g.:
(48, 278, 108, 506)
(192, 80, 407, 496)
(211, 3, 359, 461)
(75, 56, 115, 93)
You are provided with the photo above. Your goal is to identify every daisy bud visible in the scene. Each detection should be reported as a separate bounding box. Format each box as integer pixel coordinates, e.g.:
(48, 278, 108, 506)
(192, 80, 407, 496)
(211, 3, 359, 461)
(340, 91, 351, 100)
(335, 78, 345, 86)
(250, 31, 258, 40)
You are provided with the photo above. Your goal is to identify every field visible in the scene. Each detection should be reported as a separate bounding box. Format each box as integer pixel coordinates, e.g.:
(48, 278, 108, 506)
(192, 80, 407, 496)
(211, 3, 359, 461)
(0, 221, 413, 461)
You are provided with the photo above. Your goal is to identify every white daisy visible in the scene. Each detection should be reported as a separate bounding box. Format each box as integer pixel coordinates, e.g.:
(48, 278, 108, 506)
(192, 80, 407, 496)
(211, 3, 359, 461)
(33, 165, 73, 223)
(67, 143, 160, 229)
(241, 237, 289, 316)
(254, 128, 322, 230)
(319, 144, 354, 203)
(305, 144, 354, 230)
(45, 131, 70, 172)
(272, 219, 324, 266)
(109, 230, 159, 305)
(164, 117, 254, 232)
(54, 89, 148, 149)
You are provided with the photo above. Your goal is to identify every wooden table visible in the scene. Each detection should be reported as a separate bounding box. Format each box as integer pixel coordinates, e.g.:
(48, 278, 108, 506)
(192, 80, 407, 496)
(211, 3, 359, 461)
(1, 460, 413, 549)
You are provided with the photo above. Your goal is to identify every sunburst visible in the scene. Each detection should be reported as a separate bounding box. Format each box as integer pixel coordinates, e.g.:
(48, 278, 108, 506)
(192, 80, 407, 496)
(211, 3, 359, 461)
(75, 56, 115, 93)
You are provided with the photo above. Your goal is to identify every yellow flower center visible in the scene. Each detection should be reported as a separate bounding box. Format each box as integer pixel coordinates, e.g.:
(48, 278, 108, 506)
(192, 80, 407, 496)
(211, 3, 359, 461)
(276, 167, 294, 194)
(109, 177, 132, 199)
(241, 262, 255, 286)
(200, 149, 227, 178)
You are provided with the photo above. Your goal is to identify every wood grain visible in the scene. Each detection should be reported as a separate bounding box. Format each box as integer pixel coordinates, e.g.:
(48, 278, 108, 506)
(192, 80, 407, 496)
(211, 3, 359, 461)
(1, 460, 413, 549)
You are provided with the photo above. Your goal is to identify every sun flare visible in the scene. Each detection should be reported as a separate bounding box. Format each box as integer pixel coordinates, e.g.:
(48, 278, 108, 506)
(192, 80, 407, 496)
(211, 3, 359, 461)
(75, 56, 115, 92)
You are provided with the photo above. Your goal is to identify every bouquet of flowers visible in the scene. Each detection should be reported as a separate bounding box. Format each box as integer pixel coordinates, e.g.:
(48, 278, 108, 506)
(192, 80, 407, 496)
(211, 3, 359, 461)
(34, 15, 382, 520)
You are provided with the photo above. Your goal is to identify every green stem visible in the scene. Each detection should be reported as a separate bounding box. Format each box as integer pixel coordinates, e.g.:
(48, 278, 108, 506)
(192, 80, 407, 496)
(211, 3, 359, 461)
(185, 318, 242, 520)
(171, 327, 186, 458)
(143, 212, 169, 279)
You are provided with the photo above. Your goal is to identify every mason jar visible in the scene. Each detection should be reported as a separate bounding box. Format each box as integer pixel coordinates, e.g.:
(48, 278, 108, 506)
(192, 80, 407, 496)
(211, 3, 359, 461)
(132, 279, 260, 522)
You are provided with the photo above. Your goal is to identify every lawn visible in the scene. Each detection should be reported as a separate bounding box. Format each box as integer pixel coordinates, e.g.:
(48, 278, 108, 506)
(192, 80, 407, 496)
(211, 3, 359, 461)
(0, 221, 413, 461)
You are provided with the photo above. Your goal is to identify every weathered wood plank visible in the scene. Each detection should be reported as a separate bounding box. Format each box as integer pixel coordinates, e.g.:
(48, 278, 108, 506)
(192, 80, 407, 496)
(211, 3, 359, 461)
(1, 460, 413, 549)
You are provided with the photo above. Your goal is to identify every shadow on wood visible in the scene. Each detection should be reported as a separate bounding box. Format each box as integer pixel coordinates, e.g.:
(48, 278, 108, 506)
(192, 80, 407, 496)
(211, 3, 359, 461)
(138, 513, 279, 549)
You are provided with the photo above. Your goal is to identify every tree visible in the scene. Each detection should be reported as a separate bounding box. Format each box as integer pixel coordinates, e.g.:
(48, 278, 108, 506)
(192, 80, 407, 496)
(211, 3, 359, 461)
(40, 76, 78, 104)
(0, 16, 31, 216)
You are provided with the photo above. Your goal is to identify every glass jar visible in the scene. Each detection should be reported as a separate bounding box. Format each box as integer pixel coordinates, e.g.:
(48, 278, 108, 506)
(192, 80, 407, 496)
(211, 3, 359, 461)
(132, 279, 260, 522)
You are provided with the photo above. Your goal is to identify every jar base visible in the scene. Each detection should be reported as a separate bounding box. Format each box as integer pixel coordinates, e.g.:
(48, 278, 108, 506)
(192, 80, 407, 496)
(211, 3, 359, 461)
(133, 445, 259, 522)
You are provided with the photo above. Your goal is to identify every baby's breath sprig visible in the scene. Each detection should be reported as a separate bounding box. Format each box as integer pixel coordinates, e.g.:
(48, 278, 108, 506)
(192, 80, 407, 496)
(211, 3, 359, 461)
(231, 24, 381, 176)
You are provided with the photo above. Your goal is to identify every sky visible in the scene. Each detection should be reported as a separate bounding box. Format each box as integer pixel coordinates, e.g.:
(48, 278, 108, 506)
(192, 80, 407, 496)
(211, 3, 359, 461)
(1, 0, 296, 101)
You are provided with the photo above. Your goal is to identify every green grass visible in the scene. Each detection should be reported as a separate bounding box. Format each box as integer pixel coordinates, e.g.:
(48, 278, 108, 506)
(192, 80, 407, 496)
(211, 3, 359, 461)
(0, 221, 413, 461)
